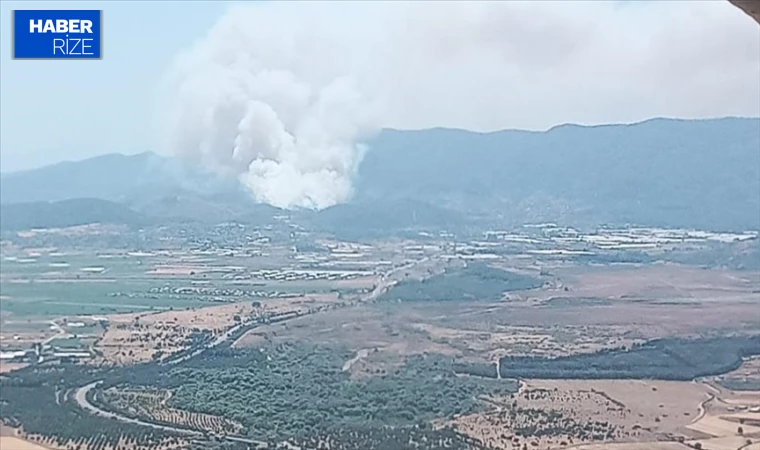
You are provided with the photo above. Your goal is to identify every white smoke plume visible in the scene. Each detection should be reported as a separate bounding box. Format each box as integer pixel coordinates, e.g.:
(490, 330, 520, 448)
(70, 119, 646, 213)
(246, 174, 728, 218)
(165, 3, 383, 209)
(165, 1, 759, 210)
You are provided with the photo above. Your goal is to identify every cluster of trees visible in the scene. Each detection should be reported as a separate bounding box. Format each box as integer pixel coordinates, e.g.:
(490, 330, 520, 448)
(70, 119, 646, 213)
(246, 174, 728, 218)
(164, 344, 517, 441)
(497, 335, 760, 380)
(509, 407, 618, 441)
(271, 426, 492, 450)
(6, 328, 756, 449)
(98, 388, 243, 435)
(186, 427, 491, 450)
(380, 263, 542, 302)
(717, 378, 760, 391)
(3, 341, 512, 446)
(454, 335, 760, 382)
(453, 361, 498, 378)
(0, 381, 180, 449)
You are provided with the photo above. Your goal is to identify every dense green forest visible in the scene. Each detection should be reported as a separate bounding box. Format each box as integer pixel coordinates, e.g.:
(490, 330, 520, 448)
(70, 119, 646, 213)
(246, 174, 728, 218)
(0, 342, 513, 446)
(164, 344, 517, 440)
(0, 365, 182, 449)
(496, 335, 760, 380)
(379, 263, 542, 302)
(2, 335, 758, 448)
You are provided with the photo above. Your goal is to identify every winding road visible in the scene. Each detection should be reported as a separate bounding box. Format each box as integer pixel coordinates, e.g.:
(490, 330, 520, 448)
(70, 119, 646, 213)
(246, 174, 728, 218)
(74, 381, 202, 436)
(71, 257, 430, 448)
(73, 381, 267, 447)
(692, 392, 715, 424)
(72, 258, 431, 447)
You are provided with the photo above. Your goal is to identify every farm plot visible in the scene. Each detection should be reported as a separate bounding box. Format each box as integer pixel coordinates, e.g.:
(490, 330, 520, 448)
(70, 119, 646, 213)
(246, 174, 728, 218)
(443, 379, 712, 450)
(97, 293, 338, 364)
(100, 388, 244, 435)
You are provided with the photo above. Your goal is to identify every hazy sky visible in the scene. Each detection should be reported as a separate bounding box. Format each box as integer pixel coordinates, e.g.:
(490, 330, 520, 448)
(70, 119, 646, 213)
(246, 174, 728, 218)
(1, 0, 759, 173)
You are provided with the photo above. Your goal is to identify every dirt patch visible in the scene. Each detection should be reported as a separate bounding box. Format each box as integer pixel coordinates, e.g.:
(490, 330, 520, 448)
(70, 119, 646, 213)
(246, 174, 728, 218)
(444, 380, 713, 450)
(233, 304, 467, 378)
(0, 361, 29, 373)
(97, 294, 339, 365)
(527, 379, 711, 437)
(97, 302, 255, 364)
(332, 276, 380, 290)
(686, 435, 758, 450)
(232, 267, 760, 378)
(559, 265, 760, 300)
(572, 443, 689, 450)
(688, 412, 760, 437)
(680, 384, 760, 448)
(411, 321, 639, 359)
(0, 436, 56, 450)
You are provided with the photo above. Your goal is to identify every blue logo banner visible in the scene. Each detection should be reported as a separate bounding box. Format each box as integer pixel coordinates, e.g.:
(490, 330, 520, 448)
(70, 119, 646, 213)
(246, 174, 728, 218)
(13, 10, 102, 59)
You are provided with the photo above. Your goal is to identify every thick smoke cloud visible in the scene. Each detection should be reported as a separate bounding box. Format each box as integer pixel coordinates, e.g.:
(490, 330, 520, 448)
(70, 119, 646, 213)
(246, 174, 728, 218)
(166, 1, 759, 210)
(165, 3, 382, 209)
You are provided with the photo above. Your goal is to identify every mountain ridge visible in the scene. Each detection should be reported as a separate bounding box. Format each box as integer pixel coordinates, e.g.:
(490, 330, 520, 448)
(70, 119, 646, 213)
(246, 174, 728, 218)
(2, 117, 758, 233)
(6, 116, 757, 177)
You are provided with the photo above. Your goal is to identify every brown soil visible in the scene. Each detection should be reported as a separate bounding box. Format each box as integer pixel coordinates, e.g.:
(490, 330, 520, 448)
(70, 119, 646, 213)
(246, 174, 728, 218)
(444, 379, 713, 450)
(97, 293, 339, 365)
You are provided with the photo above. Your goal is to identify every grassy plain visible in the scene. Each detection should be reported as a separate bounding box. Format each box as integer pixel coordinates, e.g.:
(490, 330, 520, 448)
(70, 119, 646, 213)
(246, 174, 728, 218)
(0, 248, 368, 320)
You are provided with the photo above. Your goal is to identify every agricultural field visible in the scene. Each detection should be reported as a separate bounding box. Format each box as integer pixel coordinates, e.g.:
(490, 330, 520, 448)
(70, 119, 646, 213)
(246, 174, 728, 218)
(1, 224, 759, 450)
(445, 379, 760, 450)
(96, 293, 339, 364)
(0, 237, 387, 367)
(0, 243, 378, 319)
(442, 380, 687, 449)
(1, 251, 229, 318)
(99, 388, 244, 435)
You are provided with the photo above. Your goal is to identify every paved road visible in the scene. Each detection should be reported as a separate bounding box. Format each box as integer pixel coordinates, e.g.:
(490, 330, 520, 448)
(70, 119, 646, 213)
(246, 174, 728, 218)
(363, 256, 430, 302)
(164, 320, 251, 365)
(74, 381, 203, 435)
(74, 381, 267, 447)
(72, 258, 432, 447)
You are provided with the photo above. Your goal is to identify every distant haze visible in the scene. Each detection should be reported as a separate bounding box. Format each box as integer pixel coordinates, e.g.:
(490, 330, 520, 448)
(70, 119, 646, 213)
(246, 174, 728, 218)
(2, 118, 758, 232)
(2, 1, 758, 202)
(164, 1, 760, 209)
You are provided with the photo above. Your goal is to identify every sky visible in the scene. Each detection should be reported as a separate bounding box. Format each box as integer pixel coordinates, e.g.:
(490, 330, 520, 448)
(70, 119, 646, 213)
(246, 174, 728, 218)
(1, 0, 759, 173)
